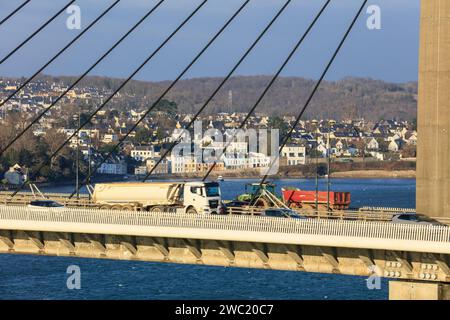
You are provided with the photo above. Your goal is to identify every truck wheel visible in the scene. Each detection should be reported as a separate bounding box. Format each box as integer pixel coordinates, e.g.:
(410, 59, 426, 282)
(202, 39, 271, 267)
(99, 205, 110, 210)
(111, 205, 123, 210)
(151, 206, 164, 213)
(122, 205, 134, 211)
(186, 207, 197, 214)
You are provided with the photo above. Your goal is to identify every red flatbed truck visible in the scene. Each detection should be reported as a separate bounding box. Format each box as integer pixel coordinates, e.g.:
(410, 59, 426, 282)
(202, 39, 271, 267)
(282, 188, 351, 210)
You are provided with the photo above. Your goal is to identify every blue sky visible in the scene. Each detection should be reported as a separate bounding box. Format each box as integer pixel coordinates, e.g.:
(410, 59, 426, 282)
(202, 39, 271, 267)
(0, 0, 420, 83)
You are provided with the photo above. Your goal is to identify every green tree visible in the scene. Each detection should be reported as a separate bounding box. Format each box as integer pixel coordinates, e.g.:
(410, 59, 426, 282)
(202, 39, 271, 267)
(133, 128, 152, 144)
(154, 99, 177, 116)
(99, 144, 118, 155)
(268, 116, 289, 143)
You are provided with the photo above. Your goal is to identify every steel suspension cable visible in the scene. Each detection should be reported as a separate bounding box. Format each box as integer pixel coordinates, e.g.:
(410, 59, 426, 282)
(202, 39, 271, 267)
(0, 0, 32, 27)
(0, 0, 121, 109)
(142, 0, 293, 182)
(0, 0, 166, 158)
(11, 0, 210, 198)
(257, 0, 368, 188)
(67, 0, 251, 199)
(0, 0, 76, 65)
(202, 0, 332, 182)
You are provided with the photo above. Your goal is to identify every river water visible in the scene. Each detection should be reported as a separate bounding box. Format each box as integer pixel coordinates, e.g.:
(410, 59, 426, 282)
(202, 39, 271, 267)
(0, 178, 415, 300)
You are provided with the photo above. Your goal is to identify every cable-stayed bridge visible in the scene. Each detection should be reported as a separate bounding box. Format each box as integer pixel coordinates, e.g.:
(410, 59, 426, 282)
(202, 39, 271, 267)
(0, 0, 449, 300)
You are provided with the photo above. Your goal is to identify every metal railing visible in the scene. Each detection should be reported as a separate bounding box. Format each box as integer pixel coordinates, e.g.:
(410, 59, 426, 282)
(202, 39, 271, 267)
(0, 191, 93, 208)
(1, 205, 449, 244)
(359, 206, 416, 213)
(3, 192, 446, 225)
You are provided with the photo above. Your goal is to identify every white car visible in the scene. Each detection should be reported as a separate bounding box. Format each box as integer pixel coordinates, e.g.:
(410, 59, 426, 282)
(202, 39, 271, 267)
(28, 200, 65, 209)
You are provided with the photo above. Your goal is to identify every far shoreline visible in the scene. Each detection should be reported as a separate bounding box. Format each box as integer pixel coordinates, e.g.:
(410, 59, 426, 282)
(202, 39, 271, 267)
(26, 169, 416, 189)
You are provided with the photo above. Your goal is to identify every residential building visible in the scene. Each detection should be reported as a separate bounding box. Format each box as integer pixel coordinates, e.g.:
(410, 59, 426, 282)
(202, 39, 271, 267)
(280, 145, 307, 165)
(131, 146, 157, 161)
(97, 161, 127, 175)
(146, 157, 170, 175)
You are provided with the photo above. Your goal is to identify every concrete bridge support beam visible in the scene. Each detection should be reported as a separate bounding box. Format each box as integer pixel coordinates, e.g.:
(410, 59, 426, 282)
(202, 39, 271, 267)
(417, 0, 450, 218)
(389, 281, 450, 300)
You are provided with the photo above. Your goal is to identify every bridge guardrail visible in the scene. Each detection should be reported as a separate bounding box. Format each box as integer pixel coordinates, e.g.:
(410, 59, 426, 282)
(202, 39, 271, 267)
(2, 192, 442, 224)
(1, 205, 449, 245)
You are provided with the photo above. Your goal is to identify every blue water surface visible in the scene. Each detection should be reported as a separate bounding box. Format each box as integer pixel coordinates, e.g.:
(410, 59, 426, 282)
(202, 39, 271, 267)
(0, 178, 415, 300)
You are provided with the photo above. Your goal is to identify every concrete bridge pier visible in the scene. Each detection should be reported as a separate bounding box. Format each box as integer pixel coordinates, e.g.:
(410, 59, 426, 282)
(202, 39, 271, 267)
(389, 281, 450, 300)
(416, 0, 450, 218)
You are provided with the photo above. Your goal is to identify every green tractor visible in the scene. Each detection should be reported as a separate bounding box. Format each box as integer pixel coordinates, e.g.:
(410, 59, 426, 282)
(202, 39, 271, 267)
(236, 183, 284, 208)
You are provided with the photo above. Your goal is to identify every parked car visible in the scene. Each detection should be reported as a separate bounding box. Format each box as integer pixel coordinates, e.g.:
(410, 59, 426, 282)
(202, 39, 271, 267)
(262, 208, 307, 219)
(391, 213, 437, 225)
(28, 200, 65, 209)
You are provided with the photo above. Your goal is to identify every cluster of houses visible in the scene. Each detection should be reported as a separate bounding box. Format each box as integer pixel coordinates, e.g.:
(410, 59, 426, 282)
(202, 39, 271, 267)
(0, 78, 115, 118)
(48, 115, 416, 176)
(0, 78, 417, 177)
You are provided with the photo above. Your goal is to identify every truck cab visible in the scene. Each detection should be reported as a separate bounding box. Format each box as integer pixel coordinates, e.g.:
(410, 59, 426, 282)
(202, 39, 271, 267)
(184, 181, 221, 214)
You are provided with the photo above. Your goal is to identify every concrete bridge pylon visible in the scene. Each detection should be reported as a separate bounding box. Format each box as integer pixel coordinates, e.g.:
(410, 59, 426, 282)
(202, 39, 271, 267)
(417, 0, 450, 218)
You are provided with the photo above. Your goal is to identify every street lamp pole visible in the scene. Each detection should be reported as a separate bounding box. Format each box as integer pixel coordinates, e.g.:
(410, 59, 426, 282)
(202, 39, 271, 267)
(75, 112, 80, 199)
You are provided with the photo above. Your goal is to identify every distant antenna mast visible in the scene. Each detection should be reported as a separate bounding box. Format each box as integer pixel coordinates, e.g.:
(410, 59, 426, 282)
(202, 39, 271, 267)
(228, 90, 233, 113)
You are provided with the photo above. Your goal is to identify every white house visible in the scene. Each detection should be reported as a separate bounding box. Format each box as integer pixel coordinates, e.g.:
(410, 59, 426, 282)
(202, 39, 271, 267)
(97, 161, 127, 175)
(247, 152, 271, 168)
(102, 133, 119, 144)
(280, 145, 307, 165)
(221, 152, 247, 169)
(370, 151, 385, 161)
(388, 140, 404, 152)
(314, 142, 328, 157)
(146, 157, 170, 175)
(406, 132, 418, 145)
(366, 138, 379, 151)
(170, 154, 192, 173)
(134, 166, 147, 175)
(131, 146, 157, 161)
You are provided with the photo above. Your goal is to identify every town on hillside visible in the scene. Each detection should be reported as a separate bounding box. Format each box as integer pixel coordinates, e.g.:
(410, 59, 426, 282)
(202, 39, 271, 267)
(0, 77, 417, 185)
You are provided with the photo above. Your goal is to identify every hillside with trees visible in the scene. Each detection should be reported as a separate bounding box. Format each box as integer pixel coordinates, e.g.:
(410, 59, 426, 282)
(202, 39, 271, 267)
(15, 75, 419, 121)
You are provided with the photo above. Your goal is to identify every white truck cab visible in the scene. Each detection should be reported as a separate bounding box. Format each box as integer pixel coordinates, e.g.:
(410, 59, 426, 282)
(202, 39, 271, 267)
(184, 181, 221, 214)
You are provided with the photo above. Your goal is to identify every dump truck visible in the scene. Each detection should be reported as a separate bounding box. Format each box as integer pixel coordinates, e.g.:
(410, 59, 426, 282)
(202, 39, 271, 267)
(92, 181, 221, 214)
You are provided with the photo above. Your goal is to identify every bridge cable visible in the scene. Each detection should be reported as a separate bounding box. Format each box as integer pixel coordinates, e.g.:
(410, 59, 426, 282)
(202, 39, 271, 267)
(140, 0, 294, 182)
(0, 0, 33, 27)
(256, 0, 368, 191)
(202, 0, 332, 182)
(10, 0, 208, 198)
(0, 0, 121, 110)
(0, 0, 76, 65)
(0, 0, 166, 158)
(11, 0, 230, 198)
(67, 0, 251, 199)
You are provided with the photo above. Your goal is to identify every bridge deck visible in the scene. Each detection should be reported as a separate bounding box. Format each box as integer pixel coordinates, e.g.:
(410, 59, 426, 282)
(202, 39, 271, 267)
(0, 205, 449, 254)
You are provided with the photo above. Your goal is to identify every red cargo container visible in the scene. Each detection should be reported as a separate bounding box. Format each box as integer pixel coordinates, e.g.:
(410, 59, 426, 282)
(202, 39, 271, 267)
(282, 189, 351, 210)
